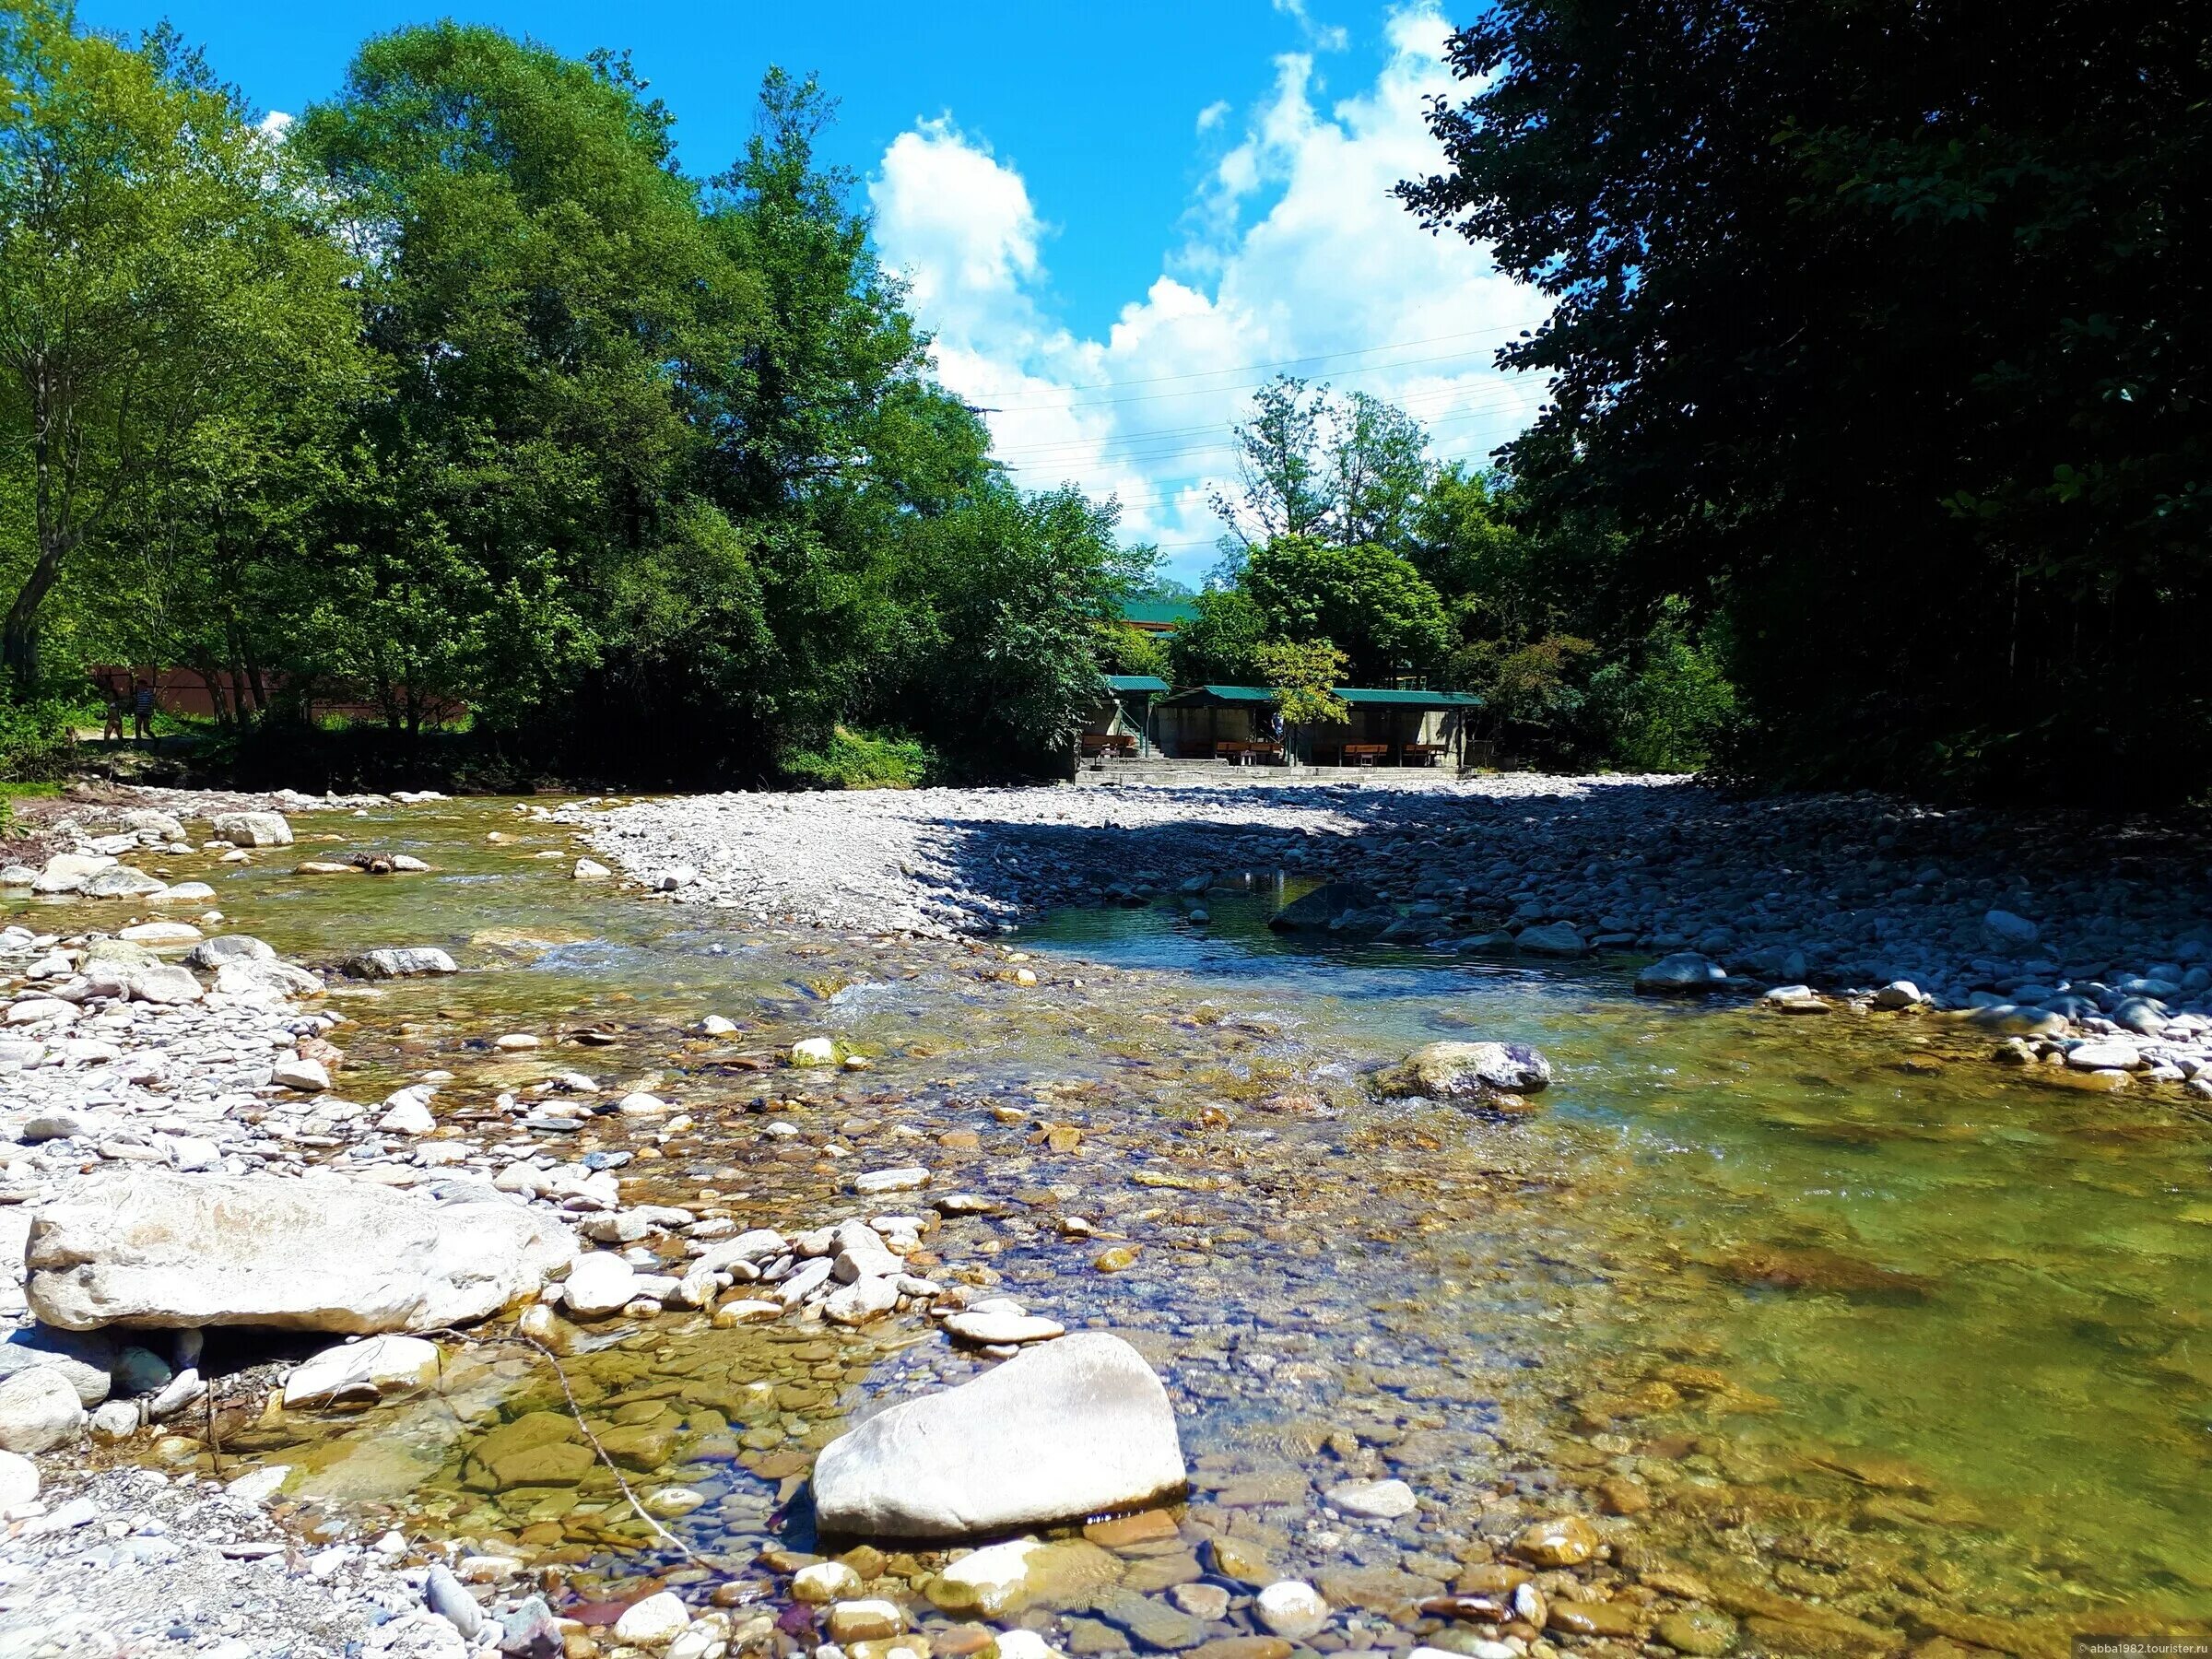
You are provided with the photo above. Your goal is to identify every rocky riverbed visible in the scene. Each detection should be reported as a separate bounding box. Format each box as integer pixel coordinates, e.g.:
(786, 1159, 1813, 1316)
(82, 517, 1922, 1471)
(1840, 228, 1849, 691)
(564, 776, 2212, 1094)
(0, 781, 2206, 1658)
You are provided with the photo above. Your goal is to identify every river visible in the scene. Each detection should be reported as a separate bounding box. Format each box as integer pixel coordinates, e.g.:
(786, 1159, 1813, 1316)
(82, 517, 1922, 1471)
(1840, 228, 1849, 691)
(23, 796, 2208, 1643)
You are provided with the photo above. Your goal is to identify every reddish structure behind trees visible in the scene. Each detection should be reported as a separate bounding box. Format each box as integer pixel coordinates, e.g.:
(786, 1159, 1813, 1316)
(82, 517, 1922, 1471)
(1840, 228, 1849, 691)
(87, 666, 466, 729)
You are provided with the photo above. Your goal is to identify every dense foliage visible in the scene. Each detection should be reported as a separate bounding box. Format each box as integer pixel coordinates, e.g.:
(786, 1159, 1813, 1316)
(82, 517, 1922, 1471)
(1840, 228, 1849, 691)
(0, 8, 1135, 783)
(1401, 0, 2210, 801)
(1180, 377, 1733, 771)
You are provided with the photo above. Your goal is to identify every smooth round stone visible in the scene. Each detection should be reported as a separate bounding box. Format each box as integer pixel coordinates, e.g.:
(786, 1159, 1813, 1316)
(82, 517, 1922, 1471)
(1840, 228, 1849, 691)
(612, 1592, 690, 1645)
(1325, 1477, 1417, 1519)
(827, 1600, 905, 1642)
(794, 1562, 865, 1604)
(1171, 1583, 1231, 1621)
(1254, 1580, 1330, 1641)
(942, 1310, 1065, 1346)
(1512, 1513, 1600, 1568)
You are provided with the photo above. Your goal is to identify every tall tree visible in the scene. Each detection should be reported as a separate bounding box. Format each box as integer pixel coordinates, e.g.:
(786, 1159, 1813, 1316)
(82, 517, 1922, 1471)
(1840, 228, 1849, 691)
(1400, 0, 2212, 800)
(0, 2, 360, 685)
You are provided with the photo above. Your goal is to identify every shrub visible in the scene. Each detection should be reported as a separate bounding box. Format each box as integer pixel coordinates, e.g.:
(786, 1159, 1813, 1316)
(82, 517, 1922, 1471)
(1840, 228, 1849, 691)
(1584, 600, 1737, 772)
(0, 697, 77, 782)
(780, 727, 931, 790)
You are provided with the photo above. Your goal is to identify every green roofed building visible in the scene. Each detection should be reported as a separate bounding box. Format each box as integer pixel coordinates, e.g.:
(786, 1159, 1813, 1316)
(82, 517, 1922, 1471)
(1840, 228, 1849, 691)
(1152, 684, 1483, 767)
(1118, 598, 1201, 635)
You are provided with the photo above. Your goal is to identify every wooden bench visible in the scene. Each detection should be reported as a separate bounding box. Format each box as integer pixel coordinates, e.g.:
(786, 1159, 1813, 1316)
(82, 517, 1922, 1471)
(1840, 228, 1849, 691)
(1217, 740, 1285, 766)
(1081, 733, 1136, 758)
(1342, 743, 1389, 767)
(1402, 742, 1448, 767)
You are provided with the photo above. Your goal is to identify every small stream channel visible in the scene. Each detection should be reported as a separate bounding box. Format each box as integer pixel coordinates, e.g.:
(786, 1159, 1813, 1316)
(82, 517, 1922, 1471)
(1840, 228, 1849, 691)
(13, 797, 2209, 1638)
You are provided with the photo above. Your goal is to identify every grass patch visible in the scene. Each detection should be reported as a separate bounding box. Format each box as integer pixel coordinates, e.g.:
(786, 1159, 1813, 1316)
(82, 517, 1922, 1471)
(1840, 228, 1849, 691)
(780, 726, 932, 790)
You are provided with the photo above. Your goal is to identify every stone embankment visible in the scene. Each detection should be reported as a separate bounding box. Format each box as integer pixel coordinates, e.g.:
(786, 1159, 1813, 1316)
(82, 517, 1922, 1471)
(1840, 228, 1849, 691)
(568, 776, 2212, 1095)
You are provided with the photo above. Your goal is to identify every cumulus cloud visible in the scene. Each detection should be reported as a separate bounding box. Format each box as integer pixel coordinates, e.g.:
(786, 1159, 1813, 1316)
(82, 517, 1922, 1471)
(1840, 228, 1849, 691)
(867, 6, 1548, 581)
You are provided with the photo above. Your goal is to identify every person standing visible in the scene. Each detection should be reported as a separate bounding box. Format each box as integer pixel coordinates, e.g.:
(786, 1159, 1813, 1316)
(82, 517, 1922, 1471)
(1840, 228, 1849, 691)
(100, 677, 125, 742)
(132, 678, 156, 743)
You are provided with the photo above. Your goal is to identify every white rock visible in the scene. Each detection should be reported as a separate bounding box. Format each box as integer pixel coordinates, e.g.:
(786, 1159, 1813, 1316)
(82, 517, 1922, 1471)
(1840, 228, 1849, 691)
(613, 1591, 690, 1645)
(0, 1368, 87, 1453)
(117, 921, 201, 946)
(5, 998, 76, 1028)
(789, 1036, 841, 1067)
(210, 811, 293, 848)
(25, 1170, 577, 1334)
(812, 1332, 1185, 1537)
(271, 1055, 332, 1092)
(2065, 1041, 2142, 1071)
(942, 1311, 1065, 1346)
(379, 1095, 438, 1135)
(1254, 1581, 1330, 1641)
(283, 1335, 442, 1407)
(561, 1253, 638, 1319)
(572, 858, 613, 880)
(0, 1448, 39, 1506)
(851, 1167, 929, 1196)
(700, 1016, 737, 1036)
(226, 1465, 291, 1503)
(1326, 1477, 1417, 1519)
(347, 947, 458, 978)
(1373, 1041, 1552, 1100)
(32, 853, 116, 895)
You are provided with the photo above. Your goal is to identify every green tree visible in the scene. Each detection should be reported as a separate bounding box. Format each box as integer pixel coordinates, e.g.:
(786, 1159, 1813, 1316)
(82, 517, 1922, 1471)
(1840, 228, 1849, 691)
(1168, 587, 1266, 686)
(0, 2, 361, 685)
(1241, 535, 1453, 684)
(1252, 638, 1348, 735)
(1213, 377, 1431, 559)
(895, 483, 1142, 769)
(295, 21, 727, 734)
(1400, 0, 2211, 801)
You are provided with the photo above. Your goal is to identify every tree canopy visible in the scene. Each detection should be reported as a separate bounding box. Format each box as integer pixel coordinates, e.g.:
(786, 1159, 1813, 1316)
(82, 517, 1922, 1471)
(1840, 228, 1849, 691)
(1400, 0, 2211, 800)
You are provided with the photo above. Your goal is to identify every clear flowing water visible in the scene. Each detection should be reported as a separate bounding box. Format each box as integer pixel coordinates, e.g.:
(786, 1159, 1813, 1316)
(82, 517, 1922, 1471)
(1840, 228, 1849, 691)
(16, 799, 2209, 1635)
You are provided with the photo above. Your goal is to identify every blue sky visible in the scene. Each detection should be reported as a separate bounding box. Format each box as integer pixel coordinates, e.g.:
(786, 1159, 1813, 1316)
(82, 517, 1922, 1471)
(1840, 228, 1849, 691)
(83, 0, 1547, 580)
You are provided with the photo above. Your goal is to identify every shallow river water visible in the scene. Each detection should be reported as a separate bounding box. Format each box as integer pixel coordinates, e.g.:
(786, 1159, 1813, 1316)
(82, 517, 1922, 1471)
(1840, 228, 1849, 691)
(19, 798, 2210, 1641)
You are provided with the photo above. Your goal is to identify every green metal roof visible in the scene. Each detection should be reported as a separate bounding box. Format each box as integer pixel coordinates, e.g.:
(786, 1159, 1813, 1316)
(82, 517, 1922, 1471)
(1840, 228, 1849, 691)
(1333, 687, 1485, 709)
(1159, 684, 1483, 711)
(1159, 684, 1280, 707)
(1102, 674, 1171, 694)
(1120, 599, 1201, 629)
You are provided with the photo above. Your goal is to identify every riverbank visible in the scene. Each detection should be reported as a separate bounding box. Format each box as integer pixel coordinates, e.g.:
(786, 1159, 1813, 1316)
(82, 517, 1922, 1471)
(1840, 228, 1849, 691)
(567, 775, 2212, 1090)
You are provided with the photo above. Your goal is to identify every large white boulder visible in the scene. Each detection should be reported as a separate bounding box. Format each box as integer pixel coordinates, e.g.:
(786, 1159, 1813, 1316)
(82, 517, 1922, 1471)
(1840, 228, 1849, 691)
(25, 1171, 577, 1334)
(812, 1332, 1185, 1538)
(31, 854, 114, 895)
(0, 1367, 86, 1453)
(210, 811, 293, 848)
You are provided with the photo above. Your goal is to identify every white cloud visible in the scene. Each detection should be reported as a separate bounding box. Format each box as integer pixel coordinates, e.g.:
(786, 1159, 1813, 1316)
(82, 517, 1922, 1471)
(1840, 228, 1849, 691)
(868, 118, 1045, 350)
(1271, 0, 1350, 53)
(258, 110, 294, 141)
(867, 6, 1549, 582)
(1195, 99, 1231, 134)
